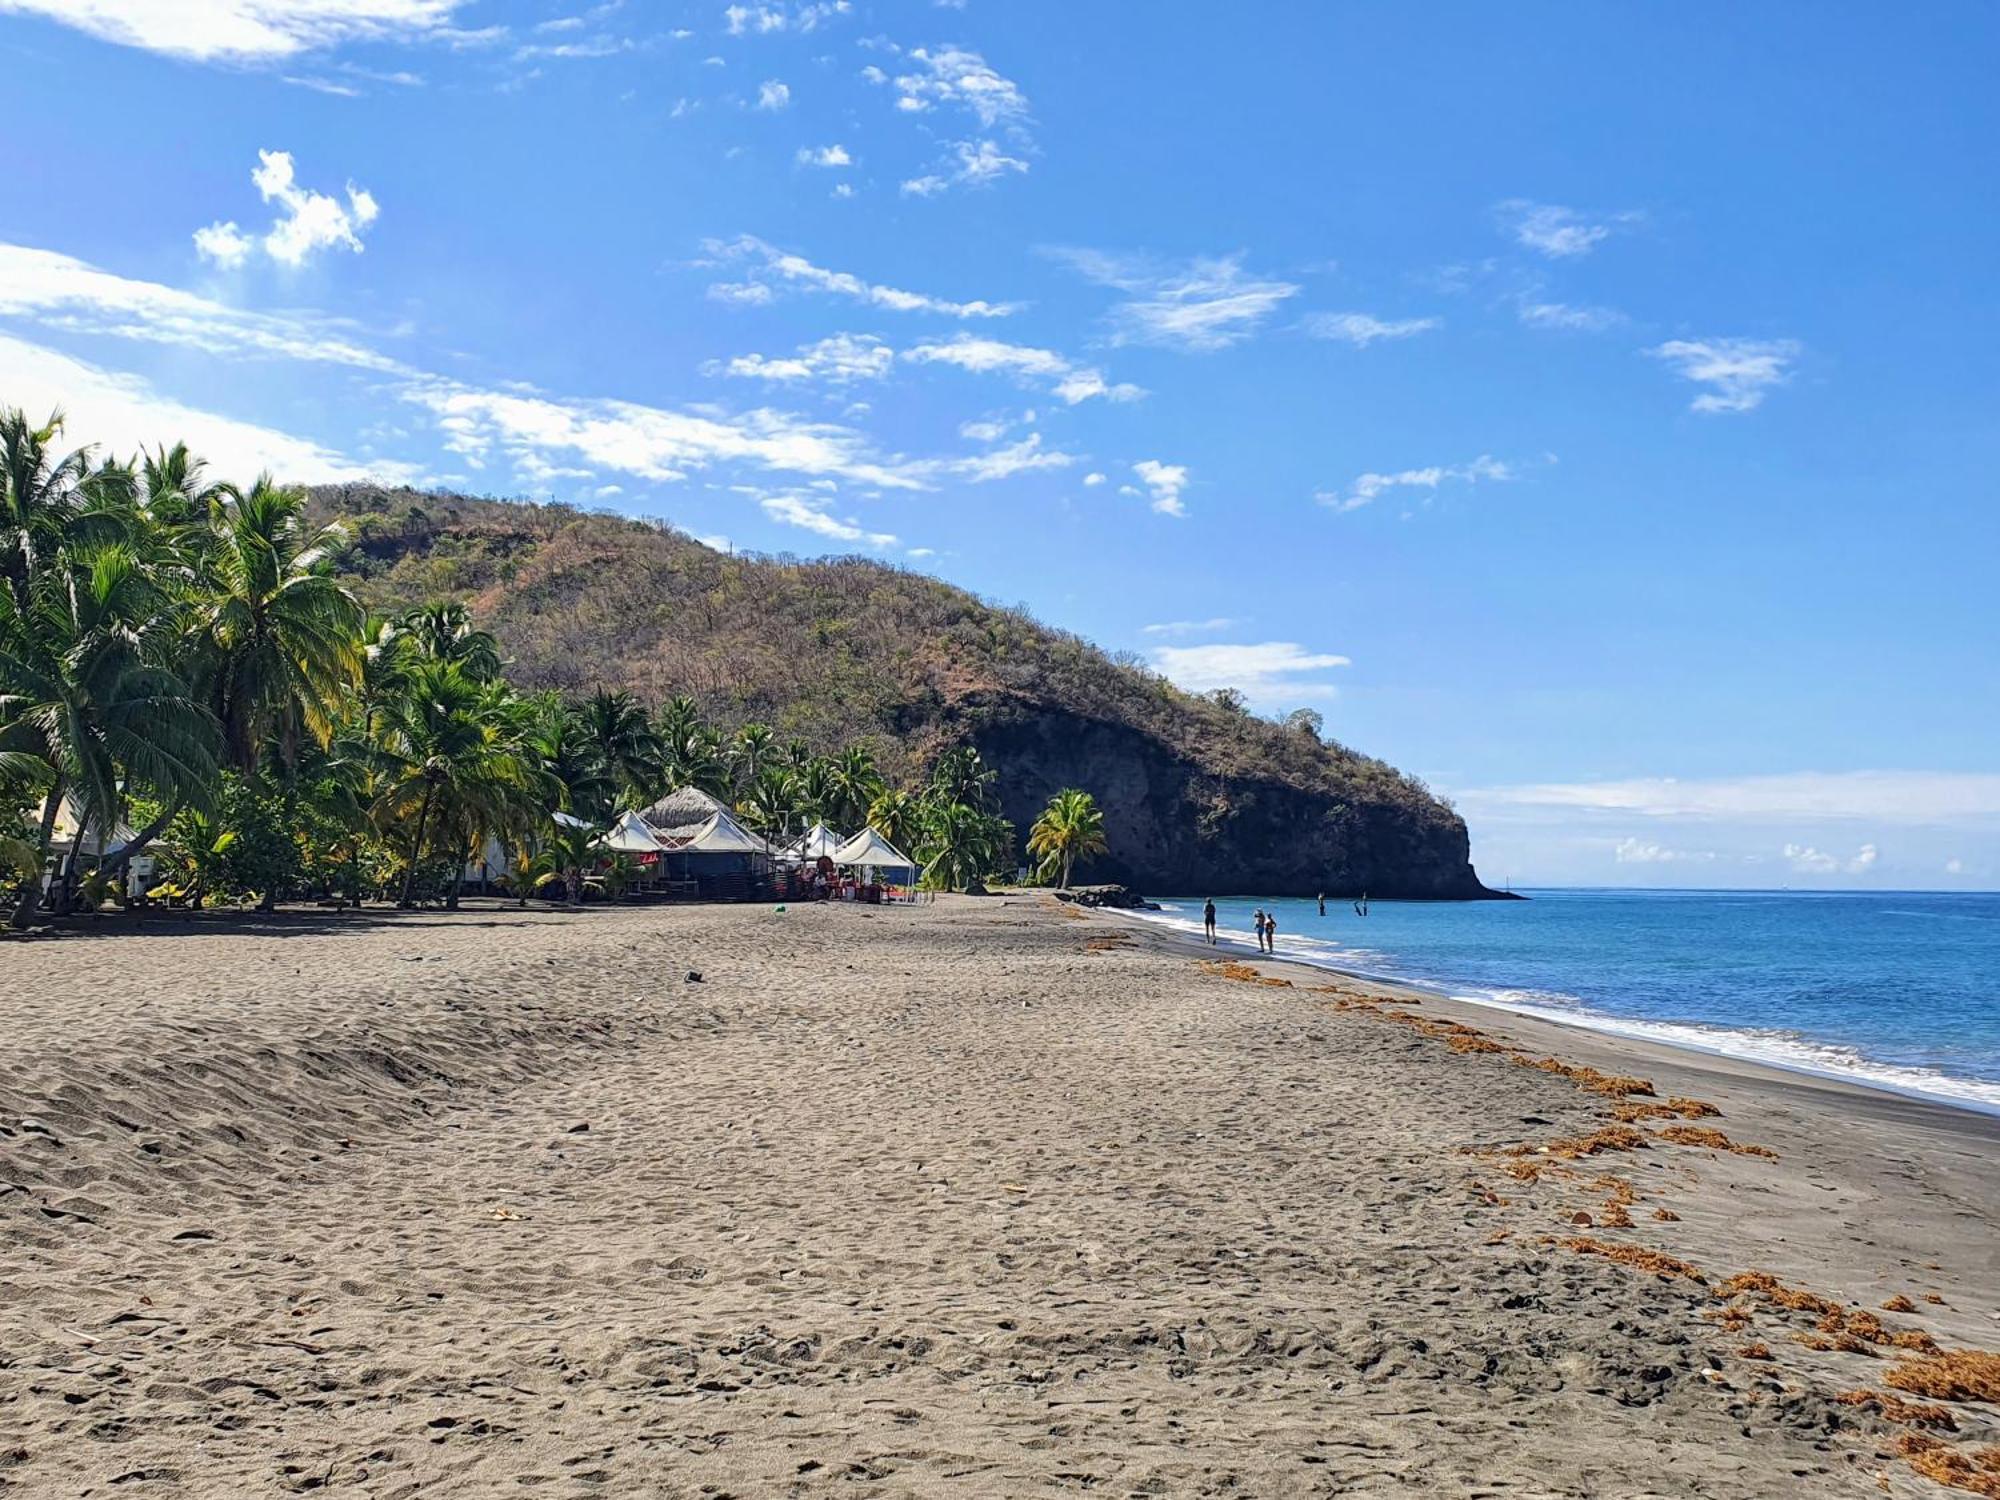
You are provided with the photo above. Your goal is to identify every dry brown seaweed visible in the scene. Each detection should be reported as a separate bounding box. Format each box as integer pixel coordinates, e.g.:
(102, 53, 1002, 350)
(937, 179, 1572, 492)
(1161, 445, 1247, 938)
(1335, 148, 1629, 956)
(1884, 1350, 2000, 1404)
(1655, 1125, 1779, 1159)
(1559, 1236, 1706, 1282)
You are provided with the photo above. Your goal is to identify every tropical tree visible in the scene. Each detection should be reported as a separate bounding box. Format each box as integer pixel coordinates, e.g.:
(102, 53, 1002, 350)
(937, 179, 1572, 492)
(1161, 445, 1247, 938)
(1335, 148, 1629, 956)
(918, 800, 1009, 893)
(1026, 787, 1109, 890)
(1, 408, 126, 612)
(401, 600, 503, 681)
(797, 756, 836, 826)
(192, 478, 363, 772)
(580, 687, 661, 804)
(657, 694, 729, 796)
(738, 764, 801, 839)
(523, 692, 616, 821)
(368, 661, 535, 908)
(928, 745, 997, 812)
(0, 543, 219, 923)
(866, 786, 920, 850)
(730, 722, 776, 787)
(828, 743, 883, 830)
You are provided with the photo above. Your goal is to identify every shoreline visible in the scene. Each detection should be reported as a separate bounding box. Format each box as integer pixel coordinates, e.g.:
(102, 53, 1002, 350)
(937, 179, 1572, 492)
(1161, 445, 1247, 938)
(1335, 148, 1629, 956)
(1114, 901, 2000, 1122)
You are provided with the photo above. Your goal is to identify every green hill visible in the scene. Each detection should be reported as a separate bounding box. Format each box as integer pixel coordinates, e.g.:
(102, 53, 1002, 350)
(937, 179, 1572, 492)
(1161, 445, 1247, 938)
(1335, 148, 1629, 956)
(310, 484, 1501, 898)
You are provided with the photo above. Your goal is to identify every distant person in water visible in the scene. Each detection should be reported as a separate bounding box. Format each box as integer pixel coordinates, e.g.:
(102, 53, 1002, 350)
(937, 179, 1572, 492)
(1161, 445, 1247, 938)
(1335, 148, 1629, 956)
(1202, 898, 1217, 945)
(1317, 892, 1326, 917)
(1252, 908, 1267, 952)
(1263, 910, 1278, 951)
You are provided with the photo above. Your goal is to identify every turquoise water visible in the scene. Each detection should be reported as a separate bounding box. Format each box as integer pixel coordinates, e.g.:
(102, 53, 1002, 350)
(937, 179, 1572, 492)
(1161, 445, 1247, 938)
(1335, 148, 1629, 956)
(1138, 890, 2000, 1114)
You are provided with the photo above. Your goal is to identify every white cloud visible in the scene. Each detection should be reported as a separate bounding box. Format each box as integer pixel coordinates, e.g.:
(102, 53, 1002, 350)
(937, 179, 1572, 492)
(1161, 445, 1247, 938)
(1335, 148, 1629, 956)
(195, 150, 379, 269)
(1785, 842, 1879, 876)
(1517, 298, 1623, 333)
(1945, 858, 1966, 875)
(1496, 199, 1637, 259)
(900, 138, 1028, 197)
(950, 432, 1073, 483)
(754, 78, 790, 109)
(0, 0, 471, 62)
(1614, 838, 1716, 865)
(796, 143, 851, 167)
(1142, 617, 1239, 637)
(758, 491, 895, 549)
(1151, 641, 1351, 703)
(1082, 471, 1105, 487)
(701, 234, 1018, 318)
(1132, 459, 1188, 517)
(1047, 248, 1299, 352)
(901, 334, 1141, 404)
(723, 2, 848, 36)
(0, 331, 414, 484)
(1458, 772, 2000, 826)
(0, 242, 412, 372)
(406, 380, 930, 491)
(1317, 454, 1512, 514)
(884, 46, 1028, 128)
(715, 332, 892, 385)
(1303, 311, 1442, 348)
(1648, 337, 1801, 414)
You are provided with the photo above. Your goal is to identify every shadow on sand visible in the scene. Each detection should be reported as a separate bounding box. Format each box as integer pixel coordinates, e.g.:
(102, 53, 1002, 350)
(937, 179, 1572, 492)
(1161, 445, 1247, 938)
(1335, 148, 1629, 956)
(3, 899, 573, 943)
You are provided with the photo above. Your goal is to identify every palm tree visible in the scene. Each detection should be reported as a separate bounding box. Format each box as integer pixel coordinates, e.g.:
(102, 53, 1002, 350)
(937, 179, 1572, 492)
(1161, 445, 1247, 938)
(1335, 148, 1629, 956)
(580, 688, 662, 804)
(401, 600, 503, 681)
(1, 543, 219, 923)
(738, 764, 801, 840)
(919, 800, 1006, 893)
(657, 696, 730, 797)
(928, 746, 996, 813)
(866, 787, 920, 850)
(524, 692, 616, 822)
(797, 756, 837, 825)
(1027, 788, 1109, 890)
(193, 479, 363, 772)
(369, 661, 534, 908)
(829, 744, 883, 830)
(730, 722, 776, 788)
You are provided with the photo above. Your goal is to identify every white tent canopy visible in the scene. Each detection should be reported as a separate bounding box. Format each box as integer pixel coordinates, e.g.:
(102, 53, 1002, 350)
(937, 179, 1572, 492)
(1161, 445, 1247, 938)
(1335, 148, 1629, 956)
(832, 827, 917, 879)
(604, 810, 667, 854)
(776, 822, 845, 862)
(677, 809, 772, 856)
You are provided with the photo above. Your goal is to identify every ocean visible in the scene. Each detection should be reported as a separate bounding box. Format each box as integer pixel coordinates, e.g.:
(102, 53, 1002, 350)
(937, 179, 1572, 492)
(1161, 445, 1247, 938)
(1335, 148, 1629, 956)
(1136, 889, 2000, 1115)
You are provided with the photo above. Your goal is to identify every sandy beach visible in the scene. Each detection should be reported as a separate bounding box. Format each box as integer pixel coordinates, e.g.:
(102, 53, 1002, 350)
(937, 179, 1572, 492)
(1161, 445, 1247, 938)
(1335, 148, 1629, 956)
(3, 895, 1997, 1497)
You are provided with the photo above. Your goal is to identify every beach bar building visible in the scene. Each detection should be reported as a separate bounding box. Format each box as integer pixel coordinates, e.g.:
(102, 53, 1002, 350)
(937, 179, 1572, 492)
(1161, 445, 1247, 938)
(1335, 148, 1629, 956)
(638, 787, 773, 899)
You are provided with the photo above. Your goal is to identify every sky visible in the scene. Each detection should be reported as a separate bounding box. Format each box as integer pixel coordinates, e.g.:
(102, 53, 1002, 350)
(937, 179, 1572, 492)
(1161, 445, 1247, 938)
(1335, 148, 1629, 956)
(1, 1, 1996, 890)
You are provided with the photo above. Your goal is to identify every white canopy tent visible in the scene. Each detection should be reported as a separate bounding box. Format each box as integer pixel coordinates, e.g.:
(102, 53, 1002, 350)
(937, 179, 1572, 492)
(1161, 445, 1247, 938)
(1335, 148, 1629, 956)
(677, 809, 772, 856)
(605, 809, 669, 855)
(831, 828, 918, 884)
(775, 822, 845, 863)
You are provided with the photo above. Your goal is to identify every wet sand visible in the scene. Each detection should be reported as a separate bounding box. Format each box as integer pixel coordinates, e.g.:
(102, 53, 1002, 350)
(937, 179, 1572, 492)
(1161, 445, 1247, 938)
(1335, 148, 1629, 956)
(3, 895, 1996, 1497)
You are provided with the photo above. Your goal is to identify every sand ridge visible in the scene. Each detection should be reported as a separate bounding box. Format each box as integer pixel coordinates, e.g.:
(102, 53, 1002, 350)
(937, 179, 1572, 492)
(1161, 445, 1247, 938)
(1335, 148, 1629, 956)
(2, 896, 1995, 1496)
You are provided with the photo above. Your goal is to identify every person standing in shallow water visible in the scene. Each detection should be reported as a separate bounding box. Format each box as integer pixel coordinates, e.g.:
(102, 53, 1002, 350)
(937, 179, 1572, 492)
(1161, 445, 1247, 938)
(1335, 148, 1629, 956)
(1263, 910, 1278, 952)
(1252, 909, 1267, 953)
(1317, 892, 1326, 917)
(1202, 898, 1217, 945)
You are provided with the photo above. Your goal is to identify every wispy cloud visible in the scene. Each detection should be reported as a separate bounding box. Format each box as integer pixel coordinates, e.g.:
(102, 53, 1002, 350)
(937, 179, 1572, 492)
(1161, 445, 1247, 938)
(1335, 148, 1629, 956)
(1496, 199, 1639, 259)
(0, 0, 476, 62)
(1648, 337, 1801, 414)
(1142, 617, 1240, 637)
(795, 143, 851, 167)
(0, 331, 416, 484)
(1456, 771, 2000, 825)
(1132, 459, 1188, 516)
(1150, 641, 1351, 703)
(901, 334, 1141, 404)
(1785, 841, 1879, 875)
(756, 489, 896, 549)
(900, 138, 1027, 197)
(1516, 297, 1623, 333)
(1045, 248, 1301, 353)
(1614, 838, 1717, 865)
(701, 234, 1019, 318)
(754, 78, 789, 109)
(883, 45, 1028, 127)
(712, 333, 892, 384)
(724, 2, 849, 36)
(1303, 311, 1441, 347)
(194, 150, 379, 270)
(1316, 455, 1512, 514)
(949, 432, 1074, 483)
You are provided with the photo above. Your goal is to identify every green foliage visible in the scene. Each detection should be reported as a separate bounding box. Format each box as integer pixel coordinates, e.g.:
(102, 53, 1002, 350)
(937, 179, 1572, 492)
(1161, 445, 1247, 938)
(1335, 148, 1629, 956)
(1027, 787, 1110, 889)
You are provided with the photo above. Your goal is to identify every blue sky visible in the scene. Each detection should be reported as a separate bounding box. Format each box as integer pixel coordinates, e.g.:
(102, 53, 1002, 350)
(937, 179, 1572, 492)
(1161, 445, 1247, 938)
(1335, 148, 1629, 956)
(2, 1, 1996, 888)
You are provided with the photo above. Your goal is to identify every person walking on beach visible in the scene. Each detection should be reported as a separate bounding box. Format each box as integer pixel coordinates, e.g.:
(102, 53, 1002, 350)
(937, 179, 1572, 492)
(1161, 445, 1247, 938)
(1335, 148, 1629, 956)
(1264, 910, 1278, 952)
(1202, 898, 1217, 945)
(1252, 909, 1267, 953)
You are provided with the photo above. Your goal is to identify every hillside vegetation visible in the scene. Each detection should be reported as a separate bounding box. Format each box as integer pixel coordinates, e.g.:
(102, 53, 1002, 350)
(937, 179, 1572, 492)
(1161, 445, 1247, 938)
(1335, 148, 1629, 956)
(312, 484, 1499, 897)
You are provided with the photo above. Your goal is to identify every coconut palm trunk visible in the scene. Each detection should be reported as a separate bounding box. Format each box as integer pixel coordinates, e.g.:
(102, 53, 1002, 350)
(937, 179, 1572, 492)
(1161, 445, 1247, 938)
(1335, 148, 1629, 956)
(11, 778, 64, 928)
(398, 783, 436, 909)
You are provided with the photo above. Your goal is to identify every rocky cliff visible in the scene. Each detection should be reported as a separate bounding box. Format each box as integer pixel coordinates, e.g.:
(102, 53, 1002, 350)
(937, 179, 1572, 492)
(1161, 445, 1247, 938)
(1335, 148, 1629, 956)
(311, 485, 1503, 898)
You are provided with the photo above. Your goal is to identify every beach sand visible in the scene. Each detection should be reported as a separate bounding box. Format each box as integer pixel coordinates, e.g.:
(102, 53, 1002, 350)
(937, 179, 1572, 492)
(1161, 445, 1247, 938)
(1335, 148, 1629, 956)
(3, 895, 1997, 1497)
